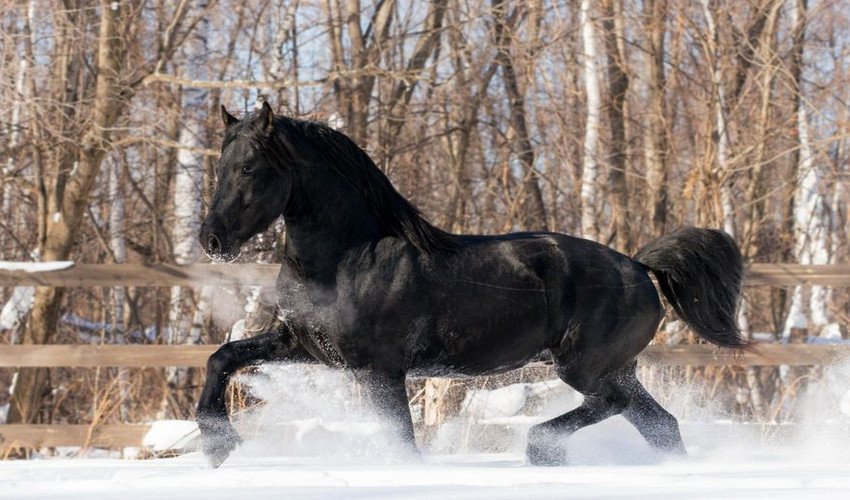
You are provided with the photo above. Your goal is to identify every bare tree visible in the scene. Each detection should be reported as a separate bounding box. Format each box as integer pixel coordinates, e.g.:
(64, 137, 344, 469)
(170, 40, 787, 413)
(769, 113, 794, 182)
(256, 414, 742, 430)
(602, 0, 631, 251)
(642, 0, 669, 239)
(491, 0, 548, 231)
(579, 0, 602, 241)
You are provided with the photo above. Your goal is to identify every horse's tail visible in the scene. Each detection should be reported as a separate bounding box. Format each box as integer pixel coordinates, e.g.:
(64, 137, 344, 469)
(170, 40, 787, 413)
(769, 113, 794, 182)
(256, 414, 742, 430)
(634, 227, 749, 348)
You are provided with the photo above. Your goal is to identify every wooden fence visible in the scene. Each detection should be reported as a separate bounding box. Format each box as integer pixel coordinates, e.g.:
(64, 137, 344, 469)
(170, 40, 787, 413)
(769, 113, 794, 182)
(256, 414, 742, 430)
(0, 343, 848, 368)
(1, 263, 849, 450)
(1, 263, 850, 287)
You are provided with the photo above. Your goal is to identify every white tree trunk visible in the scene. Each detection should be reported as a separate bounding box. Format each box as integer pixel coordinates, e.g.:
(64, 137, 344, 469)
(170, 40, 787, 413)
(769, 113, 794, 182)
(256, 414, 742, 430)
(165, 104, 206, 398)
(0, 287, 34, 339)
(1, 0, 35, 252)
(163, 25, 210, 415)
(0, 0, 37, 338)
(580, 0, 601, 241)
(107, 157, 131, 422)
(108, 158, 127, 322)
(782, 0, 832, 339)
(782, 100, 831, 335)
(167, 7, 209, 344)
(700, 0, 735, 237)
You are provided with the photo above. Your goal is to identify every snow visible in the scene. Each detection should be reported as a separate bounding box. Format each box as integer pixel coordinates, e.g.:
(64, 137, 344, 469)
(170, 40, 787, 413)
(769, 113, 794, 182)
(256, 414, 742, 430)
(0, 260, 74, 272)
(460, 381, 564, 420)
(819, 323, 842, 340)
(840, 391, 850, 416)
(327, 112, 345, 130)
(0, 286, 34, 331)
(228, 319, 247, 342)
(1, 442, 849, 499)
(142, 420, 201, 452)
(61, 312, 159, 344)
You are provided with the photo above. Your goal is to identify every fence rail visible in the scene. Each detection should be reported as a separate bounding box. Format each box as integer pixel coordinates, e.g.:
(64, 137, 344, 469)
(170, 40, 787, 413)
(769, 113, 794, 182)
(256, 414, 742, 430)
(2, 263, 850, 287)
(0, 425, 151, 449)
(0, 344, 848, 368)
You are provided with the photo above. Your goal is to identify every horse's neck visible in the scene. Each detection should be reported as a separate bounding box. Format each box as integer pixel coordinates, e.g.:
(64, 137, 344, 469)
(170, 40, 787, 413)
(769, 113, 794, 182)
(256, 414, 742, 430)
(282, 191, 380, 282)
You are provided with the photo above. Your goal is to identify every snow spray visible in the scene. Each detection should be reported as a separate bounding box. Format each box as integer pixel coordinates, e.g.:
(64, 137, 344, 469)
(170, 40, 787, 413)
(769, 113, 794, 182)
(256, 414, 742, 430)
(231, 363, 413, 463)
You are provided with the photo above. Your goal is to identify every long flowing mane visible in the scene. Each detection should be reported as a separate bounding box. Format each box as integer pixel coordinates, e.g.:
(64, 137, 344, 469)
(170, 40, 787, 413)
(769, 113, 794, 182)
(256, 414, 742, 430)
(282, 118, 460, 253)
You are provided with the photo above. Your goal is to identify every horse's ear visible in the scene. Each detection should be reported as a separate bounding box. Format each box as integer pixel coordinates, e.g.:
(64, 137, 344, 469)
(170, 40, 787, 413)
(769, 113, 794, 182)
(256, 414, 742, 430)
(254, 100, 274, 133)
(221, 105, 239, 127)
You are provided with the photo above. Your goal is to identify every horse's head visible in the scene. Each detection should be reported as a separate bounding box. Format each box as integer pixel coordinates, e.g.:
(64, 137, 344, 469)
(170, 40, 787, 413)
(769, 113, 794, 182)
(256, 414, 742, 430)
(200, 102, 294, 261)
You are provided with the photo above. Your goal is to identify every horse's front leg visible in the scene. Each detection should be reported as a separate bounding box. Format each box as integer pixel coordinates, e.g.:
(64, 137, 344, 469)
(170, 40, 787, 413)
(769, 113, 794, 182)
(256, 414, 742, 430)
(361, 372, 419, 458)
(197, 328, 304, 467)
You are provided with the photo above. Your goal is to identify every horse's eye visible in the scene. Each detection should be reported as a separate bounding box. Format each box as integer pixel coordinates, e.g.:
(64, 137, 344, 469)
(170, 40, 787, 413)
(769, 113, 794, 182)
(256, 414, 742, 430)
(241, 165, 254, 175)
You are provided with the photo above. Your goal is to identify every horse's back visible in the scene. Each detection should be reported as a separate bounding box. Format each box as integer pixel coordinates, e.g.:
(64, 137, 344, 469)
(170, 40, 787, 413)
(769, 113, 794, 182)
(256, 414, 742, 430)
(403, 231, 659, 376)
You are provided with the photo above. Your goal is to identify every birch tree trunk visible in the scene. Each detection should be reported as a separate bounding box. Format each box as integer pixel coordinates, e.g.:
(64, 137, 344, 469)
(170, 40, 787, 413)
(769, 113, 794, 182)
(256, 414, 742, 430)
(783, 0, 832, 339)
(163, 31, 210, 416)
(107, 157, 131, 422)
(580, 0, 601, 241)
(0, 0, 38, 344)
(1, 0, 35, 253)
(700, 0, 735, 237)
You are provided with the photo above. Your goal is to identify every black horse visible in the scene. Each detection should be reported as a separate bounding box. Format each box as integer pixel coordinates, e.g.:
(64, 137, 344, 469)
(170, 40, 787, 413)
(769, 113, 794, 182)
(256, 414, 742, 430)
(197, 102, 746, 467)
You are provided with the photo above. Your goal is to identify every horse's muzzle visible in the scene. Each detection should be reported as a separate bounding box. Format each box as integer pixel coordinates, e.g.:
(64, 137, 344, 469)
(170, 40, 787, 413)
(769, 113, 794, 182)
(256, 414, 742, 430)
(199, 215, 238, 262)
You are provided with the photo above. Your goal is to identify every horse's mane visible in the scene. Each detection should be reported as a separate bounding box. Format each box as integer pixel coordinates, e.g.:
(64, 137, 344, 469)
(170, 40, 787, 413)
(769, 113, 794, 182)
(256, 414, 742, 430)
(279, 118, 460, 253)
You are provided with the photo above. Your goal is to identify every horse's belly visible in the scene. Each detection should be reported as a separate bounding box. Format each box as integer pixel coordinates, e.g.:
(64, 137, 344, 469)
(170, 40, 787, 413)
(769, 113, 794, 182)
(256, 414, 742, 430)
(412, 314, 553, 376)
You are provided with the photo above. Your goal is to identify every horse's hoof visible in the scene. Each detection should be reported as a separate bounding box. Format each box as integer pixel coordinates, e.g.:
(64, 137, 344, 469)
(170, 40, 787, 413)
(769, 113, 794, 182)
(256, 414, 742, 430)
(203, 429, 241, 468)
(526, 443, 568, 466)
(198, 415, 242, 468)
(526, 429, 568, 466)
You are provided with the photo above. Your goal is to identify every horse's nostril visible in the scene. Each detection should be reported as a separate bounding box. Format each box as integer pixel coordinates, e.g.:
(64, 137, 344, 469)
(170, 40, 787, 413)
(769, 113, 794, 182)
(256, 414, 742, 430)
(208, 233, 221, 253)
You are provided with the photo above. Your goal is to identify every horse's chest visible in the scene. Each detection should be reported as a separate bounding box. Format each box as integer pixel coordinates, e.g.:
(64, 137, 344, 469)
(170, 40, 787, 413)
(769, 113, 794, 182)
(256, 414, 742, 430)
(275, 280, 356, 367)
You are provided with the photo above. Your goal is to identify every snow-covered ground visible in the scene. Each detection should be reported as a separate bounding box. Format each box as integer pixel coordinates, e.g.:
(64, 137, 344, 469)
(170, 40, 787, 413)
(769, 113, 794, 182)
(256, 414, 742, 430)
(2, 364, 849, 499)
(2, 444, 849, 499)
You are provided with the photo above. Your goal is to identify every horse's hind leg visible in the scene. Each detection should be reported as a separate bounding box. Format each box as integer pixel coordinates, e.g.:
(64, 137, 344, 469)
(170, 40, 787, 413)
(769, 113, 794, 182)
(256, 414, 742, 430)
(526, 368, 631, 465)
(621, 374, 686, 454)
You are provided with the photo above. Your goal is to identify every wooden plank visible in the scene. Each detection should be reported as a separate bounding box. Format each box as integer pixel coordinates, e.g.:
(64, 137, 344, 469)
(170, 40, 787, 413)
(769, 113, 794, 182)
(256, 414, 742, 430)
(0, 345, 217, 368)
(746, 264, 850, 287)
(1, 263, 850, 287)
(0, 424, 151, 448)
(0, 344, 847, 368)
(0, 263, 278, 287)
(640, 344, 850, 366)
